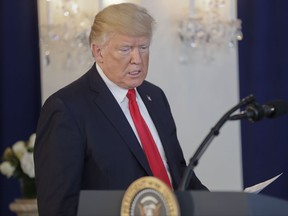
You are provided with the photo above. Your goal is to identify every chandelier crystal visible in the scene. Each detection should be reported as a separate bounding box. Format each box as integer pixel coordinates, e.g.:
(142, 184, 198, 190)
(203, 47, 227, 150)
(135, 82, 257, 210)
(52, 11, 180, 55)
(40, 0, 93, 69)
(178, 0, 243, 61)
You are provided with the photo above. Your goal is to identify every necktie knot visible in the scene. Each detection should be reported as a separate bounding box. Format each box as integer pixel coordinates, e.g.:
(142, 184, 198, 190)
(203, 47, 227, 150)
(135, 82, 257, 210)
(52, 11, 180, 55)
(127, 89, 136, 101)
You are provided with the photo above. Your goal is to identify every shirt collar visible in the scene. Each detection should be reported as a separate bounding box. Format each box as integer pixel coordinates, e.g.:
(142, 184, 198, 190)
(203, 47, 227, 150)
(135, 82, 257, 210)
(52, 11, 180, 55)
(96, 63, 128, 104)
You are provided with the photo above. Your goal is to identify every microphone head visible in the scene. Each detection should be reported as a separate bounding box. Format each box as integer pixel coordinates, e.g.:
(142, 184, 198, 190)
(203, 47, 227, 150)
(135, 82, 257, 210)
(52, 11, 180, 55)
(246, 103, 265, 122)
(228, 99, 288, 122)
(264, 100, 288, 119)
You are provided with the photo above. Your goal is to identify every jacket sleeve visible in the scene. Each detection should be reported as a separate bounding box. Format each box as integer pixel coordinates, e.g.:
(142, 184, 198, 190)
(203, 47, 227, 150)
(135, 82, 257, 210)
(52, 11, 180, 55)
(34, 96, 85, 216)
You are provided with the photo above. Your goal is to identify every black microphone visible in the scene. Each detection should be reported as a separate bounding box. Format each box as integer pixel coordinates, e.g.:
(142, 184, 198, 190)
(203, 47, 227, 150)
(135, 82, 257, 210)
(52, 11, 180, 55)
(178, 94, 255, 191)
(229, 100, 288, 122)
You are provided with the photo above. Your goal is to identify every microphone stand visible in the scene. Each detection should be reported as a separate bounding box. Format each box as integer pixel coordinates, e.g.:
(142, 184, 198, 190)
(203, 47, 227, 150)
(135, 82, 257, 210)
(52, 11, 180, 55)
(177, 94, 255, 191)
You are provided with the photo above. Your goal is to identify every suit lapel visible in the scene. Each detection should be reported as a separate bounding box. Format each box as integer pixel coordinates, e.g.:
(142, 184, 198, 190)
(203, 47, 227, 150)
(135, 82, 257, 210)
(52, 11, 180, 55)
(137, 85, 171, 153)
(137, 85, 182, 186)
(88, 66, 152, 175)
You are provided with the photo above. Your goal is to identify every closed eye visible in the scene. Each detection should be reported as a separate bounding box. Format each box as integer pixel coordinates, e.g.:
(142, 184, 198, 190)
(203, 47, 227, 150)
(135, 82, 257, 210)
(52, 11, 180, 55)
(139, 45, 149, 53)
(118, 46, 131, 54)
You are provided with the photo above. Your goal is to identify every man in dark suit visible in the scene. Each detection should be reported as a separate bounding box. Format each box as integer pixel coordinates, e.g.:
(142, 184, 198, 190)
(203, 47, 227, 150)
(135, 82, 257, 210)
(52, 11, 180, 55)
(34, 3, 207, 216)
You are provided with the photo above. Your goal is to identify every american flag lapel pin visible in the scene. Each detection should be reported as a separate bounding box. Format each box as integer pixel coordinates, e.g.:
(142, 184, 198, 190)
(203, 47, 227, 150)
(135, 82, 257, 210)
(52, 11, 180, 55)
(146, 95, 152, 101)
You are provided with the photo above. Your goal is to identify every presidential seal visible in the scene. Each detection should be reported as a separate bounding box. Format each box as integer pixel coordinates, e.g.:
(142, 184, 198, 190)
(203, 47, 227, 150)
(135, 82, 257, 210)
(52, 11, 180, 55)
(121, 176, 180, 216)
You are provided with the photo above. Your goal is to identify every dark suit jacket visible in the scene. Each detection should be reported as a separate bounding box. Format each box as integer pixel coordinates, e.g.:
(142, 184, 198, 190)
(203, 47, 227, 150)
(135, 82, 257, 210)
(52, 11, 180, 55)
(34, 63, 207, 216)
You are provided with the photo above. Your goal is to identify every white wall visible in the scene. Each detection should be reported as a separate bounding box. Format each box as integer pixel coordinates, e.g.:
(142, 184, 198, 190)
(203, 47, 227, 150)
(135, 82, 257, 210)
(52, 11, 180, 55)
(38, 0, 242, 191)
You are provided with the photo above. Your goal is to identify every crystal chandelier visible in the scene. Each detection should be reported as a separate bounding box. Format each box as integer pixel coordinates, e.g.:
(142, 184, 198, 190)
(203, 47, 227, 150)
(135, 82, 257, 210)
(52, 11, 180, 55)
(178, 0, 243, 61)
(40, 0, 93, 68)
(39, 0, 140, 69)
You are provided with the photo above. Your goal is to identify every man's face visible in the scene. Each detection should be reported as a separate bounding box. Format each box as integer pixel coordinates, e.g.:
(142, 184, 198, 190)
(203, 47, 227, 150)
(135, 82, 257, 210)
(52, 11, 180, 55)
(96, 34, 150, 89)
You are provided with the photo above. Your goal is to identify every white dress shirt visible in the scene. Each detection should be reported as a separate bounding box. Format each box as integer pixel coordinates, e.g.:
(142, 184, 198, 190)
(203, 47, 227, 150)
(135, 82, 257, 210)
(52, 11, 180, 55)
(96, 64, 172, 183)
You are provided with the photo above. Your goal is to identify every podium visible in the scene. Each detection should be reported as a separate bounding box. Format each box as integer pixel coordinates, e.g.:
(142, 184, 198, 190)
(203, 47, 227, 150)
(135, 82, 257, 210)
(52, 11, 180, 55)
(77, 190, 288, 216)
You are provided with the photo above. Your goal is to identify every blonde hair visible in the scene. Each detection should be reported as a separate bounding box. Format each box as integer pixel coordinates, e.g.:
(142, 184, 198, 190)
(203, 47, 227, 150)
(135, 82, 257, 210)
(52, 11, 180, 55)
(89, 3, 155, 46)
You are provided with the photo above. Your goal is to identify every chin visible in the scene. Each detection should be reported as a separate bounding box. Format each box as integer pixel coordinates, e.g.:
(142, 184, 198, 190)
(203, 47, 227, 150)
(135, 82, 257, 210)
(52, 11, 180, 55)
(128, 81, 144, 89)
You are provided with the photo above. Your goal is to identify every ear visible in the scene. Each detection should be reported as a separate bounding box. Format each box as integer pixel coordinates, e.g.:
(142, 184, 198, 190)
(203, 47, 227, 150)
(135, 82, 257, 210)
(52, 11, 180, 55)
(91, 44, 104, 63)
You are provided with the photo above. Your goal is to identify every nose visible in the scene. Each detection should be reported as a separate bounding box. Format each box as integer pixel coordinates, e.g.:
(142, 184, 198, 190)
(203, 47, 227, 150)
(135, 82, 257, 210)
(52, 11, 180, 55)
(130, 48, 142, 64)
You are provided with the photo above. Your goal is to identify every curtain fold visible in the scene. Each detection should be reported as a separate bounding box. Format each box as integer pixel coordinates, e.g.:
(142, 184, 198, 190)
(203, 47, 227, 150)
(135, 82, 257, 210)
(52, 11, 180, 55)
(238, 0, 288, 200)
(0, 0, 41, 215)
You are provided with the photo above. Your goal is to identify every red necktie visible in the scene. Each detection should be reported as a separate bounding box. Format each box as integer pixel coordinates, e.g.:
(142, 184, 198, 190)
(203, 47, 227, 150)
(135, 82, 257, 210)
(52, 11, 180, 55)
(127, 89, 172, 189)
